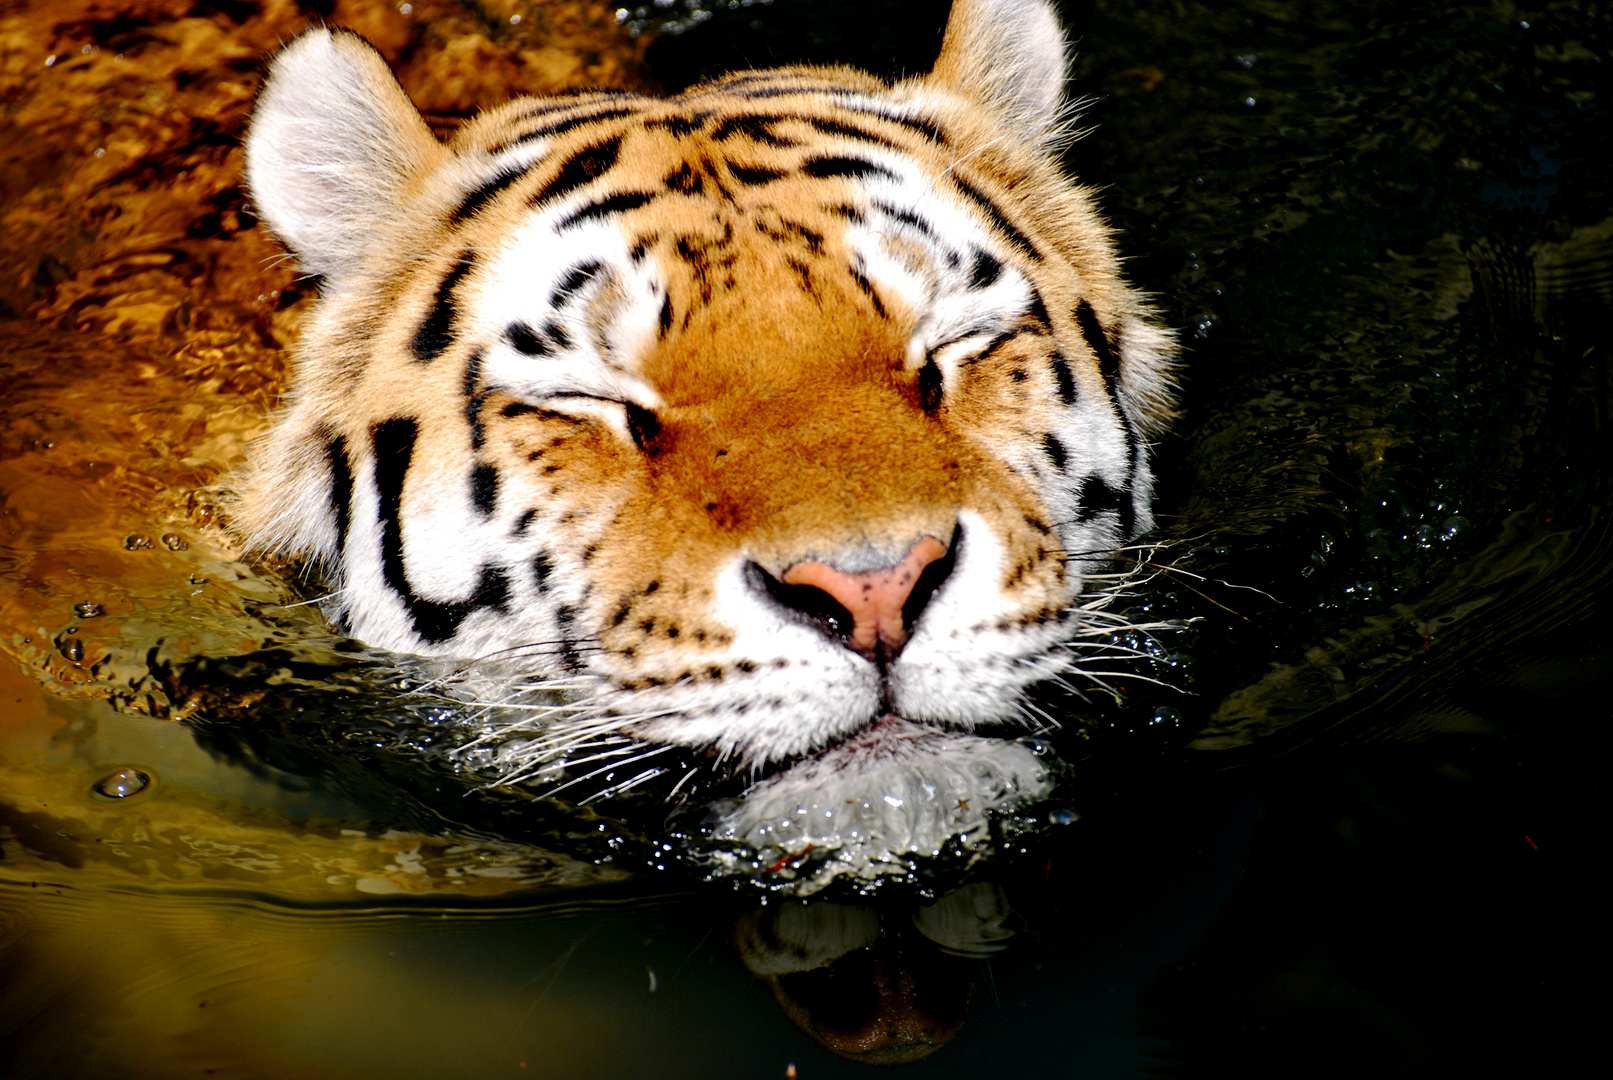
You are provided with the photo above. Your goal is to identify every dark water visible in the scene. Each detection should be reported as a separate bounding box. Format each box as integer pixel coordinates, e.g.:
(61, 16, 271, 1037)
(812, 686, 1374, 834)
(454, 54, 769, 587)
(2, 0, 1608, 1076)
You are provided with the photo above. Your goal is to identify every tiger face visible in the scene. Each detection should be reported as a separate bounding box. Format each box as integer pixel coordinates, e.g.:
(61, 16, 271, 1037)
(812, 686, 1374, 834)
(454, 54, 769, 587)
(238, 0, 1176, 771)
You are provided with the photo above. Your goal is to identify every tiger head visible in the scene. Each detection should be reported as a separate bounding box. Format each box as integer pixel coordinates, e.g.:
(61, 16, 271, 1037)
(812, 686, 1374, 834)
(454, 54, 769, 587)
(238, 0, 1177, 772)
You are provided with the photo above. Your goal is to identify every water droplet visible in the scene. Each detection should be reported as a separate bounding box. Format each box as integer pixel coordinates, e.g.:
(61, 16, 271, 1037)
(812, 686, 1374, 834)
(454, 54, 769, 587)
(124, 534, 153, 550)
(73, 601, 104, 619)
(1048, 807, 1079, 826)
(60, 637, 84, 663)
(1015, 736, 1053, 757)
(94, 767, 151, 799)
(161, 533, 189, 551)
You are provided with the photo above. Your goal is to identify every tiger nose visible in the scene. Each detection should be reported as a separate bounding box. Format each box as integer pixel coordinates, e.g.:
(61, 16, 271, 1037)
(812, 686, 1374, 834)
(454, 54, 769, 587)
(780, 536, 951, 662)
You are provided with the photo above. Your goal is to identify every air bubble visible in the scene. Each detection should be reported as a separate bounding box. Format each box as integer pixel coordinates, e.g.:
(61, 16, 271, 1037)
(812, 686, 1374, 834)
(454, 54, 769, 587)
(161, 533, 188, 551)
(124, 534, 153, 550)
(60, 637, 84, 663)
(94, 767, 152, 799)
(73, 601, 104, 618)
(1047, 807, 1079, 826)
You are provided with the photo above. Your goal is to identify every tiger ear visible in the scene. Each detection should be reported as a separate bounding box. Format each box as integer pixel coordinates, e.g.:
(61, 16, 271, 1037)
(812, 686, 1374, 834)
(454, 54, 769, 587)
(928, 0, 1070, 145)
(245, 29, 442, 282)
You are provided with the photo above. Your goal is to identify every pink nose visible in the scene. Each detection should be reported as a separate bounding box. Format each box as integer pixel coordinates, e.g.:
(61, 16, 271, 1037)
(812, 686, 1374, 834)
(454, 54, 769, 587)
(781, 536, 949, 661)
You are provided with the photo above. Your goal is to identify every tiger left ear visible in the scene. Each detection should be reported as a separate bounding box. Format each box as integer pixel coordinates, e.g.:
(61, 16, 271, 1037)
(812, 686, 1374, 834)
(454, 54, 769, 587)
(245, 29, 443, 282)
(927, 0, 1070, 145)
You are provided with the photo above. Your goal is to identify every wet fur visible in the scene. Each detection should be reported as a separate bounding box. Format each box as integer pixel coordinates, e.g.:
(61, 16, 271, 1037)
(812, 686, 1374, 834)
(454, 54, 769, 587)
(238, 0, 1177, 769)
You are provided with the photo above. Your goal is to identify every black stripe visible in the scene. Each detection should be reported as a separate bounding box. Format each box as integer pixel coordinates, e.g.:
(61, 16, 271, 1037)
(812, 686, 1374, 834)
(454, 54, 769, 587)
(463, 348, 487, 450)
(848, 265, 886, 317)
(412, 253, 474, 362)
(951, 175, 1039, 261)
(372, 417, 511, 644)
(833, 104, 949, 147)
(1048, 351, 1077, 405)
(556, 191, 657, 231)
(485, 106, 638, 155)
(550, 261, 602, 306)
(471, 463, 498, 517)
(710, 105, 946, 149)
(969, 248, 1002, 289)
(917, 359, 943, 413)
(645, 113, 710, 136)
(657, 293, 673, 337)
(1074, 300, 1140, 517)
(1041, 432, 1067, 470)
(1026, 289, 1050, 326)
(1075, 300, 1121, 393)
(710, 114, 797, 147)
(799, 115, 903, 151)
(1077, 475, 1133, 536)
(530, 137, 624, 208)
(802, 156, 895, 181)
(324, 433, 352, 558)
(873, 200, 936, 239)
(729, 162, 786, 185)
(451, 164, 532, 224)
(507, 321, 551, 357)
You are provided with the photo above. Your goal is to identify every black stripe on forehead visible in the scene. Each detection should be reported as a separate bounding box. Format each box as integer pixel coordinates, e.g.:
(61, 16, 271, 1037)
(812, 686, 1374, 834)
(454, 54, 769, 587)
(714, 92, 950, 147)
(529, 136, 624, 209)
(412, 252, 474, 362)
(555, 191, 658, 232)
(710, 114, 798, 147)
(484, 105, 640, 156)
(802, 156, 896, 182)
(950, 175, 1040, 262)
(371, 417, 512, 644)
(452, 163, 533, 225)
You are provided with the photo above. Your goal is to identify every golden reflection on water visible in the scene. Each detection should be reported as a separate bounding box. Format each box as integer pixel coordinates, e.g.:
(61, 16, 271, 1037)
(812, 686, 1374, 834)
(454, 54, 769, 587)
(1, 3, 668, 1075)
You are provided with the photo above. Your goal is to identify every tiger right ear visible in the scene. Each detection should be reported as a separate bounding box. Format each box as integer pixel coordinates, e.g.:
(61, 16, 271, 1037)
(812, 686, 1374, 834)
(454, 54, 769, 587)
(928, 0, 1070, 146)
(245, 29, 442, 282)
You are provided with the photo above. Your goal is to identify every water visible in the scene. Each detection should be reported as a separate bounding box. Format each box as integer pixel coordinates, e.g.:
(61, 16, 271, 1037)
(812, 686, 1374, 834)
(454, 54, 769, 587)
(2, 0, 1608, 1075)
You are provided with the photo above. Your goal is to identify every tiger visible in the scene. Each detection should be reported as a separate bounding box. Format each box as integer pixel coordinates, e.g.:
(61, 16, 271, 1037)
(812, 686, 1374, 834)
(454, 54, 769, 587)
(236, 0, 1177, 784)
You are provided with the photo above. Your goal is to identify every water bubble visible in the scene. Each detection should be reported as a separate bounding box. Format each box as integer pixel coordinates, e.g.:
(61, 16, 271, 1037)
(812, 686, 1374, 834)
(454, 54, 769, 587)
(161, 533, 189, 551)
(124, 534, 153, 550)
(94, 767, 151, 799)
(1149, 706, 1183, 729)
(1048, 807, 1079, 826)
(73, 601, 104, 619)
(60, 637, 84, 663)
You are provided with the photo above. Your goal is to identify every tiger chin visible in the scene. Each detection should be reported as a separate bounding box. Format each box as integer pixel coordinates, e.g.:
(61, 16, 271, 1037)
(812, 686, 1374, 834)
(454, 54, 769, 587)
(237, 0, 1177, 882)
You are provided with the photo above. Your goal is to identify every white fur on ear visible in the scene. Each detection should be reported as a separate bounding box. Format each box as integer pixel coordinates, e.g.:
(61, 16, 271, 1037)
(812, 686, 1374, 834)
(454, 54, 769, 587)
(929, 0, 1070, 144)
(245, 29, 441, 281)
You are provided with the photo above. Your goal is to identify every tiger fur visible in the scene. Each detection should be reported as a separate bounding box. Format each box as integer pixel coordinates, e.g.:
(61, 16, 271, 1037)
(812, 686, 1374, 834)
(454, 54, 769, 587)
(238, 0, 1177, 771)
